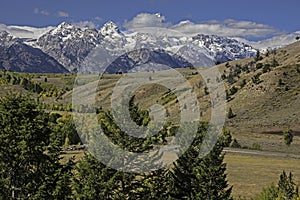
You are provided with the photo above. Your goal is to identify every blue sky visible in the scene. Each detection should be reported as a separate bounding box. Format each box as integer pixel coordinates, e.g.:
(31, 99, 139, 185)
(0, 0, 299, 37)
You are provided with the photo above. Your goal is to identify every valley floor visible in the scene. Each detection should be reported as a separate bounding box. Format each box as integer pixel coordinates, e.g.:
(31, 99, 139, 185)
(61, 146, 300, 199)
(225, 150, 300, 199)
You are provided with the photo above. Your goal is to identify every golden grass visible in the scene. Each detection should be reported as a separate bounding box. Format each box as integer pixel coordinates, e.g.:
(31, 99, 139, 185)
(225, 153, 300, 199)
(60, 148, 300, 199)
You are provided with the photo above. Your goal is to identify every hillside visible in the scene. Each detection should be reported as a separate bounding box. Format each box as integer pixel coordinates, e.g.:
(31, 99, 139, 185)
(1, 41, 299, 143)
(0, 41, 300, 199)
(215, 41, 300, 152)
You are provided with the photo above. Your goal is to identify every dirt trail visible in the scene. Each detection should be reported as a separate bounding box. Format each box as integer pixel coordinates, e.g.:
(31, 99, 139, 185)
(224, 148, 300, 159)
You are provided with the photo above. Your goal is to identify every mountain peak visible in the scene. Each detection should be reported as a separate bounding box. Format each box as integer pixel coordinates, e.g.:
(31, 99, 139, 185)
(57, 22, 75, 30)
(48, 22, 77, 36)
(99, 21, 122, 37)
(0, 31, 17, 46)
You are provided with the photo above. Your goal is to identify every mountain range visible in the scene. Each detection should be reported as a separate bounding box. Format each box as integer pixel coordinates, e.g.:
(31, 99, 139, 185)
(0, 21, 298, 73)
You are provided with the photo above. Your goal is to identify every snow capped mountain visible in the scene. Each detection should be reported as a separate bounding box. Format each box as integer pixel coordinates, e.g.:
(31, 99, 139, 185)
(32, 21, 258, 72)
(0, 31, 18, 46)
(0, 31, 68, 73)
(36, 22, 103, 72)
(250, 31, 300, 51)
(1, 21, 260, 73)
(100, 21, 123, 38)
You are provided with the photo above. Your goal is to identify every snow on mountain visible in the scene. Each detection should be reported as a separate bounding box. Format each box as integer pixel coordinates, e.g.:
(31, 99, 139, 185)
(233, 31, 300, 51)
(250, 31, 300, 51)
(0, 21, 259, 73)
(99, 21, 123, 38)
(0, 31, 68, 73)
(32, 21, 258, 72)
(36, 22, 103, 72)
(0, 31, 18, 46)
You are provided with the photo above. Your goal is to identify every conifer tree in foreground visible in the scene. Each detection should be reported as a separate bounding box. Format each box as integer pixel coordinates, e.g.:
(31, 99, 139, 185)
(170, 122, 232, 200)
(0, 93, 73, 199)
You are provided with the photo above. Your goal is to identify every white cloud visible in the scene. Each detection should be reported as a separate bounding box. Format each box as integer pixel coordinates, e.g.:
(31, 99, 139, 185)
(95, 16, 103, 22)
(124, 13, 282, 39)
(172, 19, 281, 38)
(248, 32, 300, 50)
(0, 23, 54, 39)
(34, 8, 50, 16)
(56, 11, 69, 18)
(72, 21, 96, 29)
(124, 13, 171, 29)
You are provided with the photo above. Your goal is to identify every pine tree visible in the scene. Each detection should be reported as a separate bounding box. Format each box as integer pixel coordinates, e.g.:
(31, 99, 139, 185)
(170, 123, 232, 199)
(135, 168, 171, 200)
(255, 171, 300, 200)
(73, 154, 121, 199)
(227, 107, 236, 119)
(73, 154, 137, 200)
(278, 171, 298, 199)
(0, 93, 73, 199)
(283, 128, 293, 146)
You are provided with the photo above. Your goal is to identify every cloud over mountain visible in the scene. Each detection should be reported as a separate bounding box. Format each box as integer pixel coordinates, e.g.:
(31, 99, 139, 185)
(124, 13, 282, 39)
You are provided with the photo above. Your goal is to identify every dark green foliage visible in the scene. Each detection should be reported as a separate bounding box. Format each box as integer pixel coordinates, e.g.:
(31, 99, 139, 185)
(227, 107, 236, 119)
(129, 95, 150, 126)
(296, 64, 300, 73)
(0, 93, 73, 199)
(204, 86, 209, 95)
(252, 73, 262, 84)
(255, 50, 263, 62)
(262, 64, 271, 73)
(230, 138, 241, 148)
(254, 171, 299, 200)
(240, 79, 247, 88)
(170, 123, 232, 199)
(0, 71, 43, 93)
(50, 114, 82, 146)
(136, 168, 171, 200)
(229, 86, 238, 96)
(283, 128, 293, 146)
(0, 91, 237, 199)
(221, 73, 227, 80)
(254, 183, 278, 200)
(256, 63, 263, 69)
(227, 73, 236, 84)
(271, 58, 279, 67)
(73, 154, 123, 199)
(278, 78, 285, 86)
(278, 171, 298, 199)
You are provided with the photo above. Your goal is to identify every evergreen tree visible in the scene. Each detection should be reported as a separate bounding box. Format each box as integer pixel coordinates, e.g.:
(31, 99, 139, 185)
(73, 154, 138, 200)
(0, 93, 73, 199)
(170, 123, 232, 199)
(254, 171, 300, 200)
(227, 107, 236, 119)
(73, 154, 121, 199)
(283, 128, 293, 146)
(278, 171, 298, 200)
(136, 168, 171, 200)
